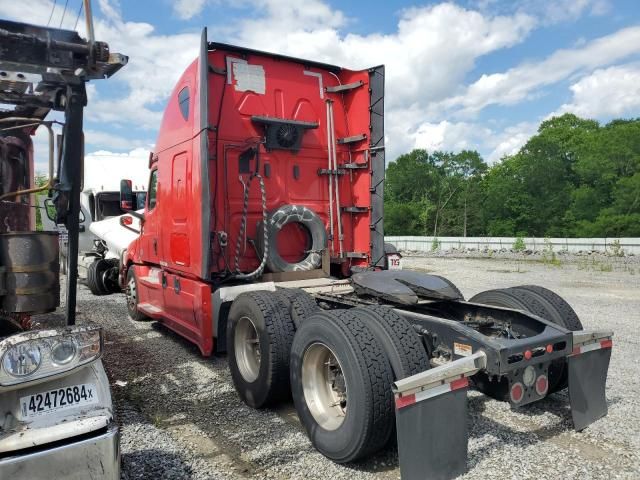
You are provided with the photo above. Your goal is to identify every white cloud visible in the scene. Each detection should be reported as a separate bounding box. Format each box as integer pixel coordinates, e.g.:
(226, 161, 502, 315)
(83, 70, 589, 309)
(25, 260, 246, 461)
(0, 0, 57, 26)
(555, 63, 640, 118)
(173, 0, 208, 20)
(441, 26, 640, 116)
(535, 0, 611, 23)
(413, 121, 491, 153)
(0, 0, 200, 131)
(230, 2, 535, 112)
(223, 2, 536, 159)
(86, 3, 200, 129)
(484, 121, 537, 162)
(1, 0, 635, 169)
(409, 119, 536, 164)
(84, 130, 154, 150)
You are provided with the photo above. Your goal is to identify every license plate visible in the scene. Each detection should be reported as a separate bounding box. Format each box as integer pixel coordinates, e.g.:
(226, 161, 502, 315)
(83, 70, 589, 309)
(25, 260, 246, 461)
(388, 254, 402, 270)
(20, 383, 98, 418)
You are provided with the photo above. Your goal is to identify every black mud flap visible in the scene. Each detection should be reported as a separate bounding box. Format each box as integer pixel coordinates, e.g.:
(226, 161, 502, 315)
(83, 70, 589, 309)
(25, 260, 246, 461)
(568, 333, 613, 431)
(393, 352, 486, 480)
(395, 381, 469, 480)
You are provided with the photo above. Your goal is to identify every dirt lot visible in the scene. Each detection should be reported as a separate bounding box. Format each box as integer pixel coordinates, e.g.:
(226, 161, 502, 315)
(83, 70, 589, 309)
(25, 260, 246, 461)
(64, 256, 639, 479)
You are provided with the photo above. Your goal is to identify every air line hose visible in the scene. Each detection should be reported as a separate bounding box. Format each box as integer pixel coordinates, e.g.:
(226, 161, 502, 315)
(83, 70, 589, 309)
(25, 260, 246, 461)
(232, 172, 268, 280)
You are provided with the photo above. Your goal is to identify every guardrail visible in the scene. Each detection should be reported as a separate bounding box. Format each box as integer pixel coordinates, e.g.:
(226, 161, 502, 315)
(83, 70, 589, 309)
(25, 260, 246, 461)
(385, 236, 640, 255)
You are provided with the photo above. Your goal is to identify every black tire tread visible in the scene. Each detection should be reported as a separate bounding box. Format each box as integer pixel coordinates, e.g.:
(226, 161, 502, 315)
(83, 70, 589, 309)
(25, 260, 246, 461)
(87, 260, 107, 295)
(353, 305, 429, 380)
(229, 291, 296, 407)
(330, 309, 395, 460)
(276, 289, 320, 328)
(515, 285, 583, 331)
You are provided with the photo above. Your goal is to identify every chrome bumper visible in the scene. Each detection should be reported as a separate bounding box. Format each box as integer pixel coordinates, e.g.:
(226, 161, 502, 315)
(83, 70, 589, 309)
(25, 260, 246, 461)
(0, 423, 119, 479)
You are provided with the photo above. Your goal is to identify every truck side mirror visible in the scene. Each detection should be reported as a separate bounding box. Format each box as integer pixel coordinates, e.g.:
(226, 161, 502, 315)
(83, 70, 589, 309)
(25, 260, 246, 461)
(44, 198, 57, 222)
(120, 179, 133, 211)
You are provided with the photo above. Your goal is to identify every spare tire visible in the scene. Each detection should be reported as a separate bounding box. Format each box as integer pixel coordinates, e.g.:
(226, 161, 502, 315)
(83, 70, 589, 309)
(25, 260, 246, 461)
(257, 205, 327, 273)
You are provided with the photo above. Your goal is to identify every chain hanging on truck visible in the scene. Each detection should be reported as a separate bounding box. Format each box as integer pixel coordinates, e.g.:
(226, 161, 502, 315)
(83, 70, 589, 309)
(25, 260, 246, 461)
(231, 146, 269, 281)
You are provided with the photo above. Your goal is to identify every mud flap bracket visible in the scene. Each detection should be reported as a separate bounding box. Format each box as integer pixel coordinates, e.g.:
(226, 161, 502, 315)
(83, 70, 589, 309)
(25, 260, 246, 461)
(568, 330, 613, 431)
(393, 351, 487, 480)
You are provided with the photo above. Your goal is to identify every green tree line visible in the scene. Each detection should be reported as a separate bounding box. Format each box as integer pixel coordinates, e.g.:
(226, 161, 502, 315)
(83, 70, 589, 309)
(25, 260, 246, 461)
(385, 114, 640, 237)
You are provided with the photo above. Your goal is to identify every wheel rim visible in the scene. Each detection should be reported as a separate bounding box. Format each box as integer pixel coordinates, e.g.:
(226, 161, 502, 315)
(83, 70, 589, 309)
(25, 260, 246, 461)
(302, 342, 347, 431)
(234, 316, 261, 382)
(126, 275, 137, 311)
(100, 269, 110, 292)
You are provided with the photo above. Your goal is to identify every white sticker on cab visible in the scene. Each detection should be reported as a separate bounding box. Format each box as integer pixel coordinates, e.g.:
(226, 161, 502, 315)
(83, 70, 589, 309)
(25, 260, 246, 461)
(233, 63, 266, 94)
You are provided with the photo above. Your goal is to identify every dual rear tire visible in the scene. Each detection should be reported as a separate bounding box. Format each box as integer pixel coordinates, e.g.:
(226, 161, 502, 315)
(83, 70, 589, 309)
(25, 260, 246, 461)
(226, 291, 429, 463)
(291, 307, 429, 462)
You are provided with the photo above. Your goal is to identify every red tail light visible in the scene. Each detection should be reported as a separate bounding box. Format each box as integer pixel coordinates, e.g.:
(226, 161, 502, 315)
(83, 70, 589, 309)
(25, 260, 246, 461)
(536, 375, 548, 396)
(510, 382, 524, 403)
(546, 344, 553, 353)
(122, 216, 133, 225)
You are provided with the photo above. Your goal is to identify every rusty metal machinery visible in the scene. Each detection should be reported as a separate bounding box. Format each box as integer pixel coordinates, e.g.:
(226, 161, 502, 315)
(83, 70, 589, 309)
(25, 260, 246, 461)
(0, 14, 127, 325)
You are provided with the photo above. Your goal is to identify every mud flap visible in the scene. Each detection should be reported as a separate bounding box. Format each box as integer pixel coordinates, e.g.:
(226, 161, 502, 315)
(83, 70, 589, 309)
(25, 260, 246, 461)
(393, 352, 487, 480)
(568, 330, 613, 431)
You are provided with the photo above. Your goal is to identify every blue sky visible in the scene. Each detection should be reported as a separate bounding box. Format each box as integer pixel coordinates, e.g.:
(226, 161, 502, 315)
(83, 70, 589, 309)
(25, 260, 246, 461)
(2, 0, 640, 171)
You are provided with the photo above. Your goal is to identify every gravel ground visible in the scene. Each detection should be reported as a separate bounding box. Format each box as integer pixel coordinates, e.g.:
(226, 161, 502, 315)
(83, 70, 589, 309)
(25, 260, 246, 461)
(49, 255, 639, 479)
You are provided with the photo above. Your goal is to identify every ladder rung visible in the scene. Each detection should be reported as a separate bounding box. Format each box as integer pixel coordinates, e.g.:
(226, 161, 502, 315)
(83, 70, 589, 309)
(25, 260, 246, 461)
(342, 206, 369, 213)
(318, 168, 347, 176)
(343, 162, 368, 170)
(326, 80, 364, 93)
(337, 134, 367, 144)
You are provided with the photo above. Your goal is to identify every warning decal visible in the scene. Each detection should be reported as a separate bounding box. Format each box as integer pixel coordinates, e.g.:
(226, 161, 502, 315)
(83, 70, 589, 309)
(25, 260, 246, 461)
(454, 342, 472, 357)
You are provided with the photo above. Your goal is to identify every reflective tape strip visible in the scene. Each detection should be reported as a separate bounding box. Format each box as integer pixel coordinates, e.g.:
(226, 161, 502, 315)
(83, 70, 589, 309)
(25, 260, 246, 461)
(572, 339, 613, 356)
(395, 377, 469, 409)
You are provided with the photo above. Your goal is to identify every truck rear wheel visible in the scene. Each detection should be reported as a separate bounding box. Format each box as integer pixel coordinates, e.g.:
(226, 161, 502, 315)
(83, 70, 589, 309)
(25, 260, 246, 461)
(227, 291, 295, 408)
(469, 286, 582, 396)
(352, 305, 429, 380)
(125, 267, 149, 321)
(290, 309, 394, 463)
(87, 259, 109, 295)
(508, 286, 582, 393)
(275, 289, 320, 328)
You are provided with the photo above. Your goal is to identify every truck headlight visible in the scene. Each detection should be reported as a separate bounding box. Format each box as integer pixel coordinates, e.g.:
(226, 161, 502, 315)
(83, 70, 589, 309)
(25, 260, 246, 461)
(51, 338, 77, 365)
(0, 327, 102, 386)
(2, 342, 42, 377)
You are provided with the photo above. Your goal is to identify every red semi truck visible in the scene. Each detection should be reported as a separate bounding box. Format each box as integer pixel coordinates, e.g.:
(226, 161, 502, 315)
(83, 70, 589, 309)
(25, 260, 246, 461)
(118, 29, 613, 479)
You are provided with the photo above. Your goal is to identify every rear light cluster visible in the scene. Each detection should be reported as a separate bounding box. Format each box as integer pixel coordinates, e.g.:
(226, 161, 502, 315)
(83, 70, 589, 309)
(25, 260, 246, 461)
(510, 370, 549, 403)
